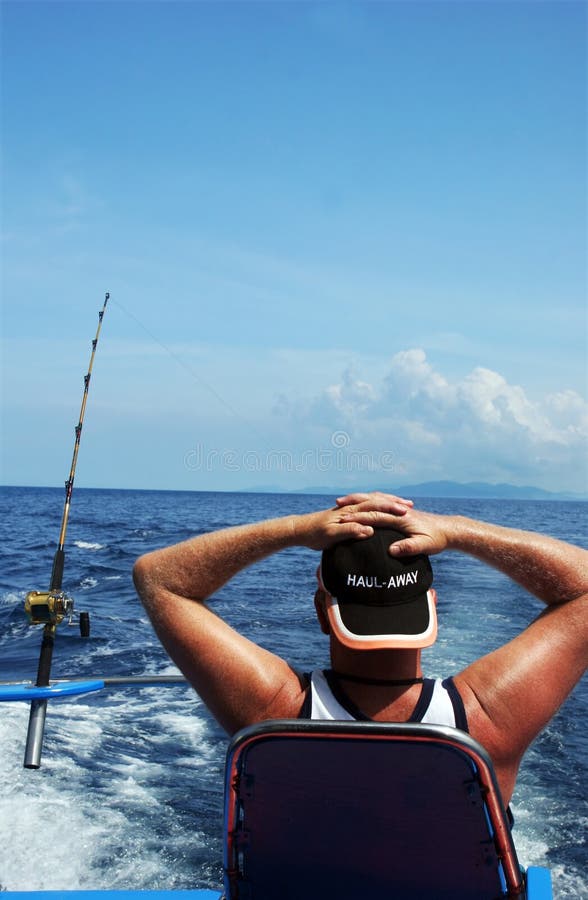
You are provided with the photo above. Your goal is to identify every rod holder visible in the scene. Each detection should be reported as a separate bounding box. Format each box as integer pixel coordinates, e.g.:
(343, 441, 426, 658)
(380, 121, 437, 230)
(23, 699, 48, 769)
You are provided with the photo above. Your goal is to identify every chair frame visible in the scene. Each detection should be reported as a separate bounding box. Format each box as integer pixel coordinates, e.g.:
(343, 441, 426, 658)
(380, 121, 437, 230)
(223, 719, 526, 898)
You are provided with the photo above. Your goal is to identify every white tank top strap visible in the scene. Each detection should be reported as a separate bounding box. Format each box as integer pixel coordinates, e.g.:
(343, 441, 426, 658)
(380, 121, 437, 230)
(309, 669, 355, 720)
(418, 677, 458, 727)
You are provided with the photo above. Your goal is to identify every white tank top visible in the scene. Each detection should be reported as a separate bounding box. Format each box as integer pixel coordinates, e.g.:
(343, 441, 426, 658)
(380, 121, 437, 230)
(307, 669, 467, 730)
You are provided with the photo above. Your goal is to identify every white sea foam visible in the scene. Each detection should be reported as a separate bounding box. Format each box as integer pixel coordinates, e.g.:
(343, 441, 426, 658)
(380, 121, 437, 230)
(0, 705, 107, 890)
(512, 781, 587, 899)
(549, 864, 588, 900)
(0, 696, 213, 891)
(74, 540, 104, 551)
(80, 576, 98, 589)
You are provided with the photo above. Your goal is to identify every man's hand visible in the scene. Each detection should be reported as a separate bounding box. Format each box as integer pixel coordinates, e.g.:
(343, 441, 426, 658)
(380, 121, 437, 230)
(338, 490, 588, 606)
(132, 490, 412, 735)
(292, 494, 412, 551)
(336, 491, 454, 557)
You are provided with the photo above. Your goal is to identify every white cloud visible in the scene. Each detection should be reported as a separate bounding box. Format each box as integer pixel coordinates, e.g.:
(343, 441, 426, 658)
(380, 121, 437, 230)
(382, 348, 455, 418)
(457, 367, 561, 441)
(4, 334, 586, 493)
(320, 366, 376, 420)
(275, 348, 588, 492)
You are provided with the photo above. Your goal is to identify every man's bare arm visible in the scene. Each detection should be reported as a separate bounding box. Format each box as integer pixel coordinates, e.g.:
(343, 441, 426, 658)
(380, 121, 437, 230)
(337, 491, 587, 605)
(337, 492, 588, 801)
(133, 499, 409, 733)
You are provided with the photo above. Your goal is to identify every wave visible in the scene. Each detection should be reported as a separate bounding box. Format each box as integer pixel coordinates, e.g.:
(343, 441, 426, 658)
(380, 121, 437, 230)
(1, 591, 23, 608)
(79, 577, 98, 589)
(0, 692, 221, 891)
(74, 540, 105, 551)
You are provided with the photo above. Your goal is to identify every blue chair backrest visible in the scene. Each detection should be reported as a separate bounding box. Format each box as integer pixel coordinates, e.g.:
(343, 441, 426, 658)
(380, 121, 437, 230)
(223, 720, 524, 899)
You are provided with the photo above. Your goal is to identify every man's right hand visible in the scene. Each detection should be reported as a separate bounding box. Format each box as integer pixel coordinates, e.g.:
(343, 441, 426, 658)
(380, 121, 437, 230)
(338, 490, 588, 606)
(292, 493, 413, 552)
(336, 491, 455, 557)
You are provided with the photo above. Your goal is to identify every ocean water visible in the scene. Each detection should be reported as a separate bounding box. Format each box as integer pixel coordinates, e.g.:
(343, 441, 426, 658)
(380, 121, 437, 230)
(0, 486, 586, 897)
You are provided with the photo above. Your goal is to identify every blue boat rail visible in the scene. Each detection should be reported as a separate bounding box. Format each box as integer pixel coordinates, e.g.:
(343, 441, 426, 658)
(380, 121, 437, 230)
(0, 674, 189, 703)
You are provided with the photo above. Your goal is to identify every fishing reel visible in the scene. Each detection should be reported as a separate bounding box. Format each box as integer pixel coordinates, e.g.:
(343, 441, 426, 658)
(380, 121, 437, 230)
(24, 591, 90, 637)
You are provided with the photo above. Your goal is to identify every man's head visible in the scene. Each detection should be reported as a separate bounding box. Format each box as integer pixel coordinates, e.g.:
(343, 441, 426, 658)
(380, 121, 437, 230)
(319, 528, 437, 650)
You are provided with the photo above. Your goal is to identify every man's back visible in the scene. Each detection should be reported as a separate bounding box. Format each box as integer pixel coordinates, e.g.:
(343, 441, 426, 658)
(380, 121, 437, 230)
(133, 491, 588, 806)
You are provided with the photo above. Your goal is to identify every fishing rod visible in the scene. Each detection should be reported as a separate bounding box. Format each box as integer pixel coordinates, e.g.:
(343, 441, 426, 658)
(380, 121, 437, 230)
(22, 293, 109, 769)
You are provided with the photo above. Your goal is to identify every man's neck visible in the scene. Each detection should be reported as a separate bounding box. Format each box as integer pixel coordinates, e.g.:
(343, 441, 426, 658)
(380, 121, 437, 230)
(329, 643, 423, 682)
(331, 671, 424, 686)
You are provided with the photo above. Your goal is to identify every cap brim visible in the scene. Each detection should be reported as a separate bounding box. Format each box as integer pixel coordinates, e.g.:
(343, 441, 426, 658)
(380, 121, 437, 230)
(326, 590, 438, 650)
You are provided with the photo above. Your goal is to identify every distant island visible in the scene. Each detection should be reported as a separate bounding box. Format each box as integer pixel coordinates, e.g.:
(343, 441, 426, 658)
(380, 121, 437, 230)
(3, 482, 586, 500)
(387, 481, 586, 501)
(293, 481, 587, 501)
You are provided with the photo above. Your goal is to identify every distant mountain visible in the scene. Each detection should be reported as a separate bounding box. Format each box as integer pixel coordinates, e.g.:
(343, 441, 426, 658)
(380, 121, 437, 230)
(297, 481, 587, 500)
(386, 481, 587, 500)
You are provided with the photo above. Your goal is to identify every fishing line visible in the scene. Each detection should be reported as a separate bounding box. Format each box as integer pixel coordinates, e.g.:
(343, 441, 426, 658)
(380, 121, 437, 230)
(111, 297, 276, 448)
(22, 293, 109, 769)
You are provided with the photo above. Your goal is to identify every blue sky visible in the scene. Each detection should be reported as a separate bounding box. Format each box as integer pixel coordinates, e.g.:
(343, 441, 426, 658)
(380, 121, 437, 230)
(1, 1, 586, 494)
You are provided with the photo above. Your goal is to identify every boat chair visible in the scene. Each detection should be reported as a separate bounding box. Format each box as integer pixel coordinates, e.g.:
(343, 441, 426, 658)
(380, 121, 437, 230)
(223, 720, 553, 900)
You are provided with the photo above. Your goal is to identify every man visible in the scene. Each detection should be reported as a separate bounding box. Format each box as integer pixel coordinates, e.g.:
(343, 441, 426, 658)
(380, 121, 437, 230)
(133, 491, 587, 806)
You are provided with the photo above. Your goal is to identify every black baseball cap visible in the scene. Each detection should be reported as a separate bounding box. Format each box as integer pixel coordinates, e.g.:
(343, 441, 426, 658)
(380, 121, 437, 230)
(320, 528, 437, 650)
